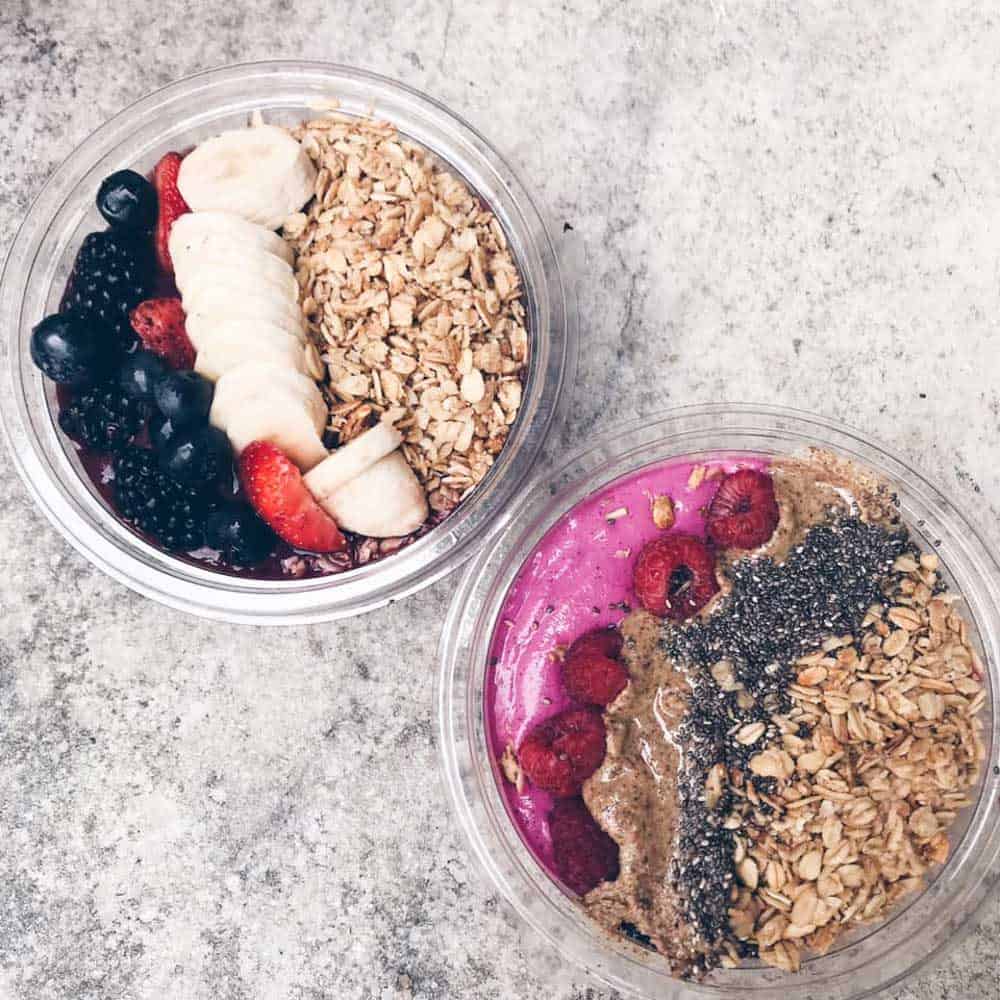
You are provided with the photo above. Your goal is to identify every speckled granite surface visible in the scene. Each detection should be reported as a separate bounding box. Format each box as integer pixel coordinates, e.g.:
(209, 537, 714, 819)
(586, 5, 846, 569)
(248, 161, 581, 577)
(1, 1, 998, 998)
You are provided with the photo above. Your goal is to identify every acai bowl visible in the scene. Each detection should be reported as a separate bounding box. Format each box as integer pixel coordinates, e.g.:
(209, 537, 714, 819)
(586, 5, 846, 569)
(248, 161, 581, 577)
(438, 405, 1000, 999)
(0, 61, 575, 623)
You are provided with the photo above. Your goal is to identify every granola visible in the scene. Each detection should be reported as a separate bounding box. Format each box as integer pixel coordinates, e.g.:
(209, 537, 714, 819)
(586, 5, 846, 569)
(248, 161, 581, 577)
(727, 552, 986, 971)
(282, 103, 528, 515)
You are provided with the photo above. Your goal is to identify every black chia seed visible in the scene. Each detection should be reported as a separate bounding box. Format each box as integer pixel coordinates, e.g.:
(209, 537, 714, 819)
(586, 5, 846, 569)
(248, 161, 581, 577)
(661, 515, 911, 948)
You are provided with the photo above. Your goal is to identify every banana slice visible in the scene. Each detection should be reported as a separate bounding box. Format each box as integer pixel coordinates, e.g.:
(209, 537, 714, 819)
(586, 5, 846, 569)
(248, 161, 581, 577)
(180, 258, 300, 315)
(210, 362, 328, 470)
(195, 324, 308, 382)
(177, 125, 317, 230)
(212, 361, 327, 422)
(185, 289, 305, 347)
(169, 211, 295, 272)
(216, 388, 328, 471)
(186, 310, 308, 351)
(320, 452, 429, 538)
(175, 246, 298, 302)
(303, 422, 403, 501)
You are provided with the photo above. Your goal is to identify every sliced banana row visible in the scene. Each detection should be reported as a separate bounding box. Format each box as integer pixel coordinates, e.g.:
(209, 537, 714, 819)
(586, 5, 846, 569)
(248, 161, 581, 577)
(170, 124, 429, 538)
(169, 210, 330, 471)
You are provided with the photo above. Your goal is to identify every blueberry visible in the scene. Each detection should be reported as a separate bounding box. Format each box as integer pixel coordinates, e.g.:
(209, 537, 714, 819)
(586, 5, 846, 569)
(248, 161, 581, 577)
(119, 350, 168, 402)
(154, 371, 213, 427)
(159, 424, 232, 487)
(30, 313, 106, 385)
(96, 170, 157, 232)
(204, 502, 276, 565)
(150, 412, 177, 451)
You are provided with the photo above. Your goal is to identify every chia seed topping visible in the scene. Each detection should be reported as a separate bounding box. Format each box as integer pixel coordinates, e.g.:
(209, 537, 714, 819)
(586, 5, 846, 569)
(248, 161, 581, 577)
(662, 515, 912, 950)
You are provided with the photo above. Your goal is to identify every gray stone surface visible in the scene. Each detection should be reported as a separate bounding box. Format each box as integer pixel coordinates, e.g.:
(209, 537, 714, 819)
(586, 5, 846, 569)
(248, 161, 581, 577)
(0, 1, 998, 997)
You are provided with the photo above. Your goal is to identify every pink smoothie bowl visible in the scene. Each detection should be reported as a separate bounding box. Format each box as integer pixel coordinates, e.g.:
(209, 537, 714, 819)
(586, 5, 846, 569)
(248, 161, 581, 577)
(436, 404, 1000, 1000)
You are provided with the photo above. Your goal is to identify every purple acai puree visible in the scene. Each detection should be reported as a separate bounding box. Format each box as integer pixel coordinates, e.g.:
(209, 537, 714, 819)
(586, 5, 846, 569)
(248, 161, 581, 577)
(486, 452, 769, 879)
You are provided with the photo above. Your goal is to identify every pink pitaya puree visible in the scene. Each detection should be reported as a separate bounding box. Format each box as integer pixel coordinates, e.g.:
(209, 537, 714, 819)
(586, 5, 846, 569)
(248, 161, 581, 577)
(486, 452, 769, 880)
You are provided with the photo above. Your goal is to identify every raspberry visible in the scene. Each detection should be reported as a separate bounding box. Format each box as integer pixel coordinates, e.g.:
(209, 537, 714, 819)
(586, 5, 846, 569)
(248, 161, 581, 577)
(706, 468, 780, 549)
(113, 446, 218, 552)
(64, 230, 154, 345)
(518, 707, 606, 797)
(130, 298, 195, 370)
(58, 378, 148, 453)
(548, 798, 620, 896)
(561, 628, 628, 706)
(633, 534, 719, 620)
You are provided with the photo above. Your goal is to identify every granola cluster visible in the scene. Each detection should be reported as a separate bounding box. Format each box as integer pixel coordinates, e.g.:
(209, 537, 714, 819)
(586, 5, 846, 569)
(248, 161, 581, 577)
(282, 103, 528, 515)
(725, 551, 986, 971)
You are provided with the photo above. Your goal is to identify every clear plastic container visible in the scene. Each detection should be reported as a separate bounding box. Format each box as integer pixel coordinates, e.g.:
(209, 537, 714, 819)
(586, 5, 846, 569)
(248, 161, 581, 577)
(438, 404, 1000, 999)
(0, 62, 576, 623)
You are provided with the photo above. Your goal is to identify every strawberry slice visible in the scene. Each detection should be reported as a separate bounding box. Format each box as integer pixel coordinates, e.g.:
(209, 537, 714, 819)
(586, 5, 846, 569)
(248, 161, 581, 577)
(633, 533, 719, 620)
(561, 628, 628, 706)
(130, 297, 195, 369)
(706, 468, 780, 549)
(239, 441, 347, 554)
(549, 797, 620, 896)
(518, 707, 606, 797)
(153, 152, 190, 275)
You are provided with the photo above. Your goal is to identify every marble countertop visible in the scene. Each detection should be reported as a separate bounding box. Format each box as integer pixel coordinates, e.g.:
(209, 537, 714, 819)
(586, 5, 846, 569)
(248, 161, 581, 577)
(1, 1, 998, 997)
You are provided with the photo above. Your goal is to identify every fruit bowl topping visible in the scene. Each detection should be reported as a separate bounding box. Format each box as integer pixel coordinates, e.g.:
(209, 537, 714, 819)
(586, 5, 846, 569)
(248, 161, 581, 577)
(633, 534, 719, 620)
(97, 169, 157, 233)
(30, 121, 455, 578)
(65, 230, 153, 346)
(176, 125, 317, 231)
(706, 468, 780, 549)
(29, 313, 106, 386)
(549, 797, 620, 896)
(130, 298, 196, 370)
(303, 422, 428, 539)
(239, 440, 347, 554)
(152, 152, 190, 275)
(517, 707, 607, 798)
(561, 628, 628, 706)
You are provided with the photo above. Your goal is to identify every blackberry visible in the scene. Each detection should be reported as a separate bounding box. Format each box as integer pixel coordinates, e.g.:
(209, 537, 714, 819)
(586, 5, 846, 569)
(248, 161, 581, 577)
(113, 446, 219, 552)
(59, 379, 148, 453)
(64, 230, 154, 344)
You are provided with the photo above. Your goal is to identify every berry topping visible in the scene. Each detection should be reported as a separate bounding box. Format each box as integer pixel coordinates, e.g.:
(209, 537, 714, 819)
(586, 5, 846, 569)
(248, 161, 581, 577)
(159, 425, 232, 487)
(129, 298, 195, 370)
(517, 707, 606, 797)
(706, 468, 781, 550)
(153, 370, 213, 428)
(548, 797, 620, 896)
(633, 534, 719, 620)
(113, 446, 218, 552)
(96, 169, 157, 232)
(561, 628, 628, 706)
(153, 152, 190, 275)
(64, 230, 153, 345)
(204, 502, 276, 566)
(119, 350, 168, 402)
(29, 313, 105, 385)
(58, 379, 148, 453)
(239, 441, 347, 554)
